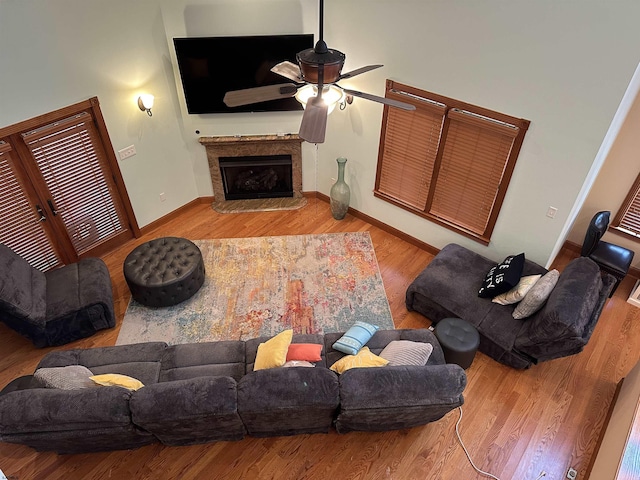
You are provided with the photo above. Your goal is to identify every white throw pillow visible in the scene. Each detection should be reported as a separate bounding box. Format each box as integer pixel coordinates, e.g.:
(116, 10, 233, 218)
(492, 274, 542, 306)
(512, 270, 560, 319)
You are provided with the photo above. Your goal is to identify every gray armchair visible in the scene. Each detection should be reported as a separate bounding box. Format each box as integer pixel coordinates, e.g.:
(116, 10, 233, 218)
(0, 244, 115, 347)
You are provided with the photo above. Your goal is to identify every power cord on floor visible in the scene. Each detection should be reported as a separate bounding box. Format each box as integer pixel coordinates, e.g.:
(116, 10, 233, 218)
(455, 406, 547, 480)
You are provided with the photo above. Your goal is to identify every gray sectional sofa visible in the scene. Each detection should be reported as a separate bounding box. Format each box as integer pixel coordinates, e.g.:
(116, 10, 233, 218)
(0, 329, 466, 454)
(406, 243, 616, 369)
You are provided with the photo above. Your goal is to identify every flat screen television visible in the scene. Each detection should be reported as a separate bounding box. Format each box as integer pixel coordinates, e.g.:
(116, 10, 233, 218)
(173, 34, 314, 114)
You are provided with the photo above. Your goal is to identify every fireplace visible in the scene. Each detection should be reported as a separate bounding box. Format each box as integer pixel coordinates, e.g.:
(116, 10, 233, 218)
(199, 134, 305, 213)
(219, 155, 293, 200)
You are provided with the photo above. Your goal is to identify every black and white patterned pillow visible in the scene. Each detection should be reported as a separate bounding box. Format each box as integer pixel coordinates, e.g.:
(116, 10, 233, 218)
(478, 253, 525, 298)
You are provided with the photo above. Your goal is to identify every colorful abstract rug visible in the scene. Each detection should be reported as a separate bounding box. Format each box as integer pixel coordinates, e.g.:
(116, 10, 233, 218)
(116, 232, 394, 345)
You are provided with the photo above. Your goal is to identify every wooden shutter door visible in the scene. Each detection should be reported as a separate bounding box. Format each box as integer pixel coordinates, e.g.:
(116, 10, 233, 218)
(0, 140, 62, 270)
(21, 111, 132, 257)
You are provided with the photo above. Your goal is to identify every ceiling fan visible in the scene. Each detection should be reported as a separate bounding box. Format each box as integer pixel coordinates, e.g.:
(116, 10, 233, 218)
(223, 0, 416, 144)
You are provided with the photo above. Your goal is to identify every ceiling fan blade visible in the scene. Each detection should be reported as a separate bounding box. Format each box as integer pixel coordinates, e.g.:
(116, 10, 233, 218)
(341, 88, 416, 111)
(271, 61, 303, 82)
(338, 64, 383, 80)
(223, 83, 298, 107)
(299, 98, 328, 143)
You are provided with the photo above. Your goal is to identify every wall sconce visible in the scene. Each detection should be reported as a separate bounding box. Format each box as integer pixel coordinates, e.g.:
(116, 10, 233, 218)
(295, 85, 346, 114)
(138, 94, 154, 116)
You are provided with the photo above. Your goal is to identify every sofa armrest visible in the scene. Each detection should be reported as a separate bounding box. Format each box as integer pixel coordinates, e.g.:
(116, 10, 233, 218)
(339, 364, 466, 410)
(0, 387, 133, 435)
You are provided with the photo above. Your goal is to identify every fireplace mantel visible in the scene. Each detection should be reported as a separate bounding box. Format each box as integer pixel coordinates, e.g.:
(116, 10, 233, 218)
(199, 134, 305, 213)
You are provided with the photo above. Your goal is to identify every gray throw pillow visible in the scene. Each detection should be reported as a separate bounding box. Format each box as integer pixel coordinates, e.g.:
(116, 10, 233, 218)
(379, 340, 433, 366)
(34, 365, 96, 390)
(512, 269, 560, 319)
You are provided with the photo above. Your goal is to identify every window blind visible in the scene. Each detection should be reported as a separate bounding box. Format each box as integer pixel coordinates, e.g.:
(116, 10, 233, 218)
(613, 174, 640, 237)
(374, 80, 529, 243)
(0, 141, 61, 270)
(22, 112, 128, 256)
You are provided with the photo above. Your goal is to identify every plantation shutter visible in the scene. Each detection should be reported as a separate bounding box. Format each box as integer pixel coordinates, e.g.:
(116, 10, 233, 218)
(612, 173, 640, 236)
(377, 99, 445, 209)
(429, 109, 519, 235)
(0, 141, 62, 270)
(21, 112, 129, 256)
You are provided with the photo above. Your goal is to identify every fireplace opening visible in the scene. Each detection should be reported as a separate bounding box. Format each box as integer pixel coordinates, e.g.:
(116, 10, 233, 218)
(219, 155, 293, 200)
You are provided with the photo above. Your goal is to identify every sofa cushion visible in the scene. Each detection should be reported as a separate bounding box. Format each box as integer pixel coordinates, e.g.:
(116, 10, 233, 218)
(237, 367, 339, 436)
(0, 244, 47, 325)
(335, 363, 466, 433)
(37, 342, 166, 385)
(130, 376, 245, 445)
(34, 366, 96, 390)
(512, 270, 560, 319)
(380, 340, 433, 366)
(514, 257, 603, 356)
(325, 329, 446, 367)
(159, 341, 245, 382)
(478, 253, 525, 298)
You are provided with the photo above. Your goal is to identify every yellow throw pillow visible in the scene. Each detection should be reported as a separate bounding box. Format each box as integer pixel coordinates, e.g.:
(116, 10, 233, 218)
(254, 329, 294, 371)
(90, 374, 144, 391)
(330, 346, 389, 374)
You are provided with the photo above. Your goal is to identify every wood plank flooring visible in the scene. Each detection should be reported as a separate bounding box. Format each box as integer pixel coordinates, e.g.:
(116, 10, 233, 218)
(1, 198, 639, 480)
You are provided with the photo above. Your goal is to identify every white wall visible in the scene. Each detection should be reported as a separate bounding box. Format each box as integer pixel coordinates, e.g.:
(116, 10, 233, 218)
(0, 0, 198, 228)
(566, 86, 640, 268)
(317, 0, 640, 266)
(2, 0, 640, 266)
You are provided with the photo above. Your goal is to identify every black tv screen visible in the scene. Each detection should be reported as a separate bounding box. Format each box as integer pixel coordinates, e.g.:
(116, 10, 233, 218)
(173, 34, 313, 114)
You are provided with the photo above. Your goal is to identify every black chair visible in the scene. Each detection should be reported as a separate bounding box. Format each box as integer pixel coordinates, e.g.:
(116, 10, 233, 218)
(581, 211, 635, 295)
(0, 243, 115, 347)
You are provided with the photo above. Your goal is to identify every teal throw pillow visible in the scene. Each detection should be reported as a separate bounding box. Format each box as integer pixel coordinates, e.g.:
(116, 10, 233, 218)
(332, 321, 380, 355)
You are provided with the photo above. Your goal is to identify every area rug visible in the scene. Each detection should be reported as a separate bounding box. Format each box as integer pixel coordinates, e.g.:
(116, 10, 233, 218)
(116, 232, 394, 345)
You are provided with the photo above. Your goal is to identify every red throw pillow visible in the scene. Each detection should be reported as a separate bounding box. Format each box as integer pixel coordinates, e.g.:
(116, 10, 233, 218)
(286, 343, 323, 362)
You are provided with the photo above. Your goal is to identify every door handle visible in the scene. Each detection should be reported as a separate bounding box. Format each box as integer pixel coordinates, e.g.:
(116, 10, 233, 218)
(35, 204, 46, 222)
(47, 199, 58, 216)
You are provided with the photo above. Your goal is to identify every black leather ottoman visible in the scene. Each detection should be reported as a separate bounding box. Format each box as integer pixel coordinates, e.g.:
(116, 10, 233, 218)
(433, 317, 479, 369)
(124, 237, 205, 307)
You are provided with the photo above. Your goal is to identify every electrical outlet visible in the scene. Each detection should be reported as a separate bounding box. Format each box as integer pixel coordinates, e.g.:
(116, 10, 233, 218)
(567, 467, 577, 479)
(159, 192, 166, 202)
(118, 145, 136, 160)
(546, 206, 558, 218)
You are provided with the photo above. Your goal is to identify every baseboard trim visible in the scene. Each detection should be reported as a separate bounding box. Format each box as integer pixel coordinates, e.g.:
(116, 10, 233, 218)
(314, 192, 440, 255)
(139, 197, 211, 236)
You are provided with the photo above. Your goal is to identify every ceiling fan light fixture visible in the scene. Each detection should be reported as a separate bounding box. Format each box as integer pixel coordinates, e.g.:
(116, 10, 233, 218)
(295, 85, 345, 114)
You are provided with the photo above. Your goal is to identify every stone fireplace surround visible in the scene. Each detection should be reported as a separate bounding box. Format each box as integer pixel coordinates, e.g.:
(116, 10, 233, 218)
(199, 134, 306, 213)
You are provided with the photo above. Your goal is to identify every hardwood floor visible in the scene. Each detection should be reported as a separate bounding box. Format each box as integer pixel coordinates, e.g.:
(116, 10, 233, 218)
(1, 197, 639, 480)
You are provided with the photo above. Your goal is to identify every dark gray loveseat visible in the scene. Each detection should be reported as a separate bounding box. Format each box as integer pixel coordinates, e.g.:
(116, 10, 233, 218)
(0, 329, 466, 454)
(406, 243, 616, 369)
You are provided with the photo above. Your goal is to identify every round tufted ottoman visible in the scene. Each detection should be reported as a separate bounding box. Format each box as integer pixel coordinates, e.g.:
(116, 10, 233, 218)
(123, 237, 205, 307)
(433, 317, 480, 369)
